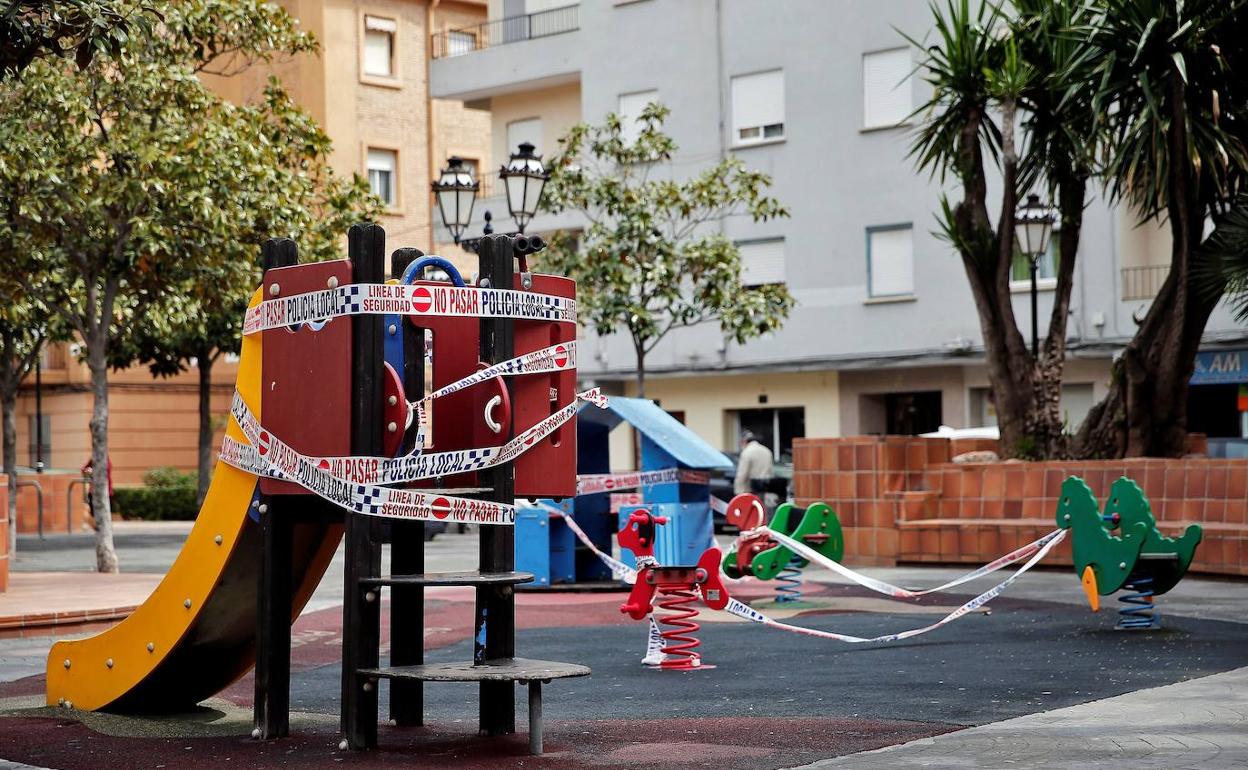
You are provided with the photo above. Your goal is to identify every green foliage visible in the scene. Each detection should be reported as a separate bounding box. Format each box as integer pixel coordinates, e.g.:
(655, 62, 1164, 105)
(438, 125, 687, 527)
(114, 466, 198, 520)
(0, 0, 158, 76)
(1198, 192, 1248, 319)
(538, 102, 793, 391)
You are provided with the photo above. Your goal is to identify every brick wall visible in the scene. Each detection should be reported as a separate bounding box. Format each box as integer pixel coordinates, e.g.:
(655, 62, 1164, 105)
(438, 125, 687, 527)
(794, 436, 1248, 577)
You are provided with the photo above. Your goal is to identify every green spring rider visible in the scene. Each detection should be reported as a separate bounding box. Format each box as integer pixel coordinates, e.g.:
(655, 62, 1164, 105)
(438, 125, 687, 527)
(1056, 476, 1202, 630)
(721, 495, 844, 604)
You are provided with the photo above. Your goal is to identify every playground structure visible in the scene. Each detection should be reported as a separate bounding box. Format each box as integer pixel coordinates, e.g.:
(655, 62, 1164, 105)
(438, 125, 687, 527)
(721, 493, 845, 606)
(516, 397, 732, 586)
(45, 226, 590, 756)
(1056, 476, 1203, 630)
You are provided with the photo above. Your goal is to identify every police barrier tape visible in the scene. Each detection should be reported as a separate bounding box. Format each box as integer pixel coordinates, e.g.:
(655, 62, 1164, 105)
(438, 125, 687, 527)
(718, 529, 1067, 644)
(520, 501, 639, 583)
(221, 386, 607, 490)
(243, 282, 576, 335)
(761, 526, 1065, 599)
(576, 468, 710, 496)
(220, 389, 607, 525)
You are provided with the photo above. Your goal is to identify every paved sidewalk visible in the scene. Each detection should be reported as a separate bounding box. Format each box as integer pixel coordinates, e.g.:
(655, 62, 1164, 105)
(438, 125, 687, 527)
(797, 665, 1248, 769)
(0, 572, 160, 639)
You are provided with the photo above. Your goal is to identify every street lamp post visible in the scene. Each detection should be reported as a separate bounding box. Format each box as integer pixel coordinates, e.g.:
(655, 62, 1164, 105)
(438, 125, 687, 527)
(1014, 193, 1056, 357)
(432, 143, 550, 259)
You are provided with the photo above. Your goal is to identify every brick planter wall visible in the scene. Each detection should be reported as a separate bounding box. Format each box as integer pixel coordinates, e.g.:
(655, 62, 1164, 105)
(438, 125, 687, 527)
(794, 436, 1248, 577)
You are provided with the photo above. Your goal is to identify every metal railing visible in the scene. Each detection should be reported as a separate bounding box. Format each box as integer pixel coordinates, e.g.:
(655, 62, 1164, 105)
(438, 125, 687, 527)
(431, 4, 579, 59)
(1121, 264, 1169, 301)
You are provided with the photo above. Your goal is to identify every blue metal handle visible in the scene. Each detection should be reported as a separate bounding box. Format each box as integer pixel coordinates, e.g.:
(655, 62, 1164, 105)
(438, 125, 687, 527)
(401, 255, 466, 287)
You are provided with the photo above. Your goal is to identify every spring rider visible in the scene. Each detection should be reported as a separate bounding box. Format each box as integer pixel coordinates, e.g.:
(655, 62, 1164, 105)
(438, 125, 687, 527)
(721, 493, 845, 607)
(1057, 476, 1202, 630)
(619, 510, 728, 670)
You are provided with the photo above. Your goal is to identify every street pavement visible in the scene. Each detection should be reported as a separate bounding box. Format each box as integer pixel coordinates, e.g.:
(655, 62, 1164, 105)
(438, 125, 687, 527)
(0, 524, 1243, 769)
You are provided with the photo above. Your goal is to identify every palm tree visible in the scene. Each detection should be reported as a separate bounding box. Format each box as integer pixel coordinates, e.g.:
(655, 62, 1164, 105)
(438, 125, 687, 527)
(1074, 0, 1248, 457)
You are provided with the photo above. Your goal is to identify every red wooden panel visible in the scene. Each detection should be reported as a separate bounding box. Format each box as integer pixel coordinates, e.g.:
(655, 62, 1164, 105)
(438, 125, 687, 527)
(513, 273, 577, 498)
(260, 260, 353, 495)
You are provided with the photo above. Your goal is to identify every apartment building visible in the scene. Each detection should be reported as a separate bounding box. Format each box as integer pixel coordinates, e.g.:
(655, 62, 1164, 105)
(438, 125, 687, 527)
(429, 0, 1248, 461)
(14, 0, 489, 486)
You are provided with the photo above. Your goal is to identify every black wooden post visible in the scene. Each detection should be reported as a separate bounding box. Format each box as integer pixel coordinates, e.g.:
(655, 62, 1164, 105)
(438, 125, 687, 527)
(388, 247, 426, 727)
(476, 234, 516, 735)
(341, 223, 386, 749)
(254, 238, 298, 740)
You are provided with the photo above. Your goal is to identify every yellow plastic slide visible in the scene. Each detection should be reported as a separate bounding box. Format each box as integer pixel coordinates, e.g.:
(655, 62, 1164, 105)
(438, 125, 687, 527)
(46, 291, 343, 711)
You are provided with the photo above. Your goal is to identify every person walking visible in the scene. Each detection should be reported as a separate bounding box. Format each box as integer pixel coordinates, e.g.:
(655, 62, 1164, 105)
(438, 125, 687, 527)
(81, 455, 114, 525)
(734, 431, 773, 496)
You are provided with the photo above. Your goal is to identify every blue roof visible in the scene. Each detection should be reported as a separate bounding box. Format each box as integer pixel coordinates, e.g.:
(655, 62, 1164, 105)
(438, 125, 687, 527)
(578, 396, 733, 471)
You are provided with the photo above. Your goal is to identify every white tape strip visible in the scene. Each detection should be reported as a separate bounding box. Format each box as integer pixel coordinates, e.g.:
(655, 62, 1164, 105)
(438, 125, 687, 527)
(763, 526, 1064, 599)
(243, 282, 576, 335)
(524, 501, 638, 583)
(719, 529, 1066, 644)
(709, 496, 728, 514)
(224, 394, 515, 525)
(418, 341, 577, 405)
(576, 468, 710, 496)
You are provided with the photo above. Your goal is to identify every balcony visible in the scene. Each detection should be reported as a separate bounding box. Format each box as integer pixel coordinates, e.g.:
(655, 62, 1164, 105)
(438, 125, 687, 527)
(432, 5, 579, 59)
(1121, 264, 1169, 301)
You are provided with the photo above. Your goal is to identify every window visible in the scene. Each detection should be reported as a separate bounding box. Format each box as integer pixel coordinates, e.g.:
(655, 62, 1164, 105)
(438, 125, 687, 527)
(737, 239, 786, 287)
(863, 48, 913, 129)
(363, 16, 396, 78)
(367, 148, 397, 206)
(1011, 230, 1060, 285)
(618, 89, 659, 144)
(867, 225, 914, 297)
(730, 407, 804, 463)
(27, 414, 51, 468)
(447, 30, 477, 56)
(731, 70, 785, 145)
(507, 117, 542, 155)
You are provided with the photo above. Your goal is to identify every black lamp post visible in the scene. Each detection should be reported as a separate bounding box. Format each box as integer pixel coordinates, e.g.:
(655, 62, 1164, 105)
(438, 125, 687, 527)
(432, 143, 550, 256)
(1014, 193, 1056, 357)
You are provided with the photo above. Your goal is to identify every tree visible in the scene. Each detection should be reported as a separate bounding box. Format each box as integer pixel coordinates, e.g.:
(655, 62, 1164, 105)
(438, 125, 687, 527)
(0, 0, 376, 571)
(1073, 0, 1248, 457)
(0, 0, 157, 76)
(909, 0, 1098, 458)
(538, 103, 794, 396)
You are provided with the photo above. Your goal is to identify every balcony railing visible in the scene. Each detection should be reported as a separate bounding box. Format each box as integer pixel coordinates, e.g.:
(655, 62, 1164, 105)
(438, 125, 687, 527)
(431, 4, 579, 59)
(1121, 264, 1170, 301)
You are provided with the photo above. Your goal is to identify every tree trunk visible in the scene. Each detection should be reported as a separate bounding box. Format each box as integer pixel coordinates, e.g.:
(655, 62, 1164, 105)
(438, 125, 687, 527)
(633, 338, 647, 398)
(196, 349, 214, 507)
(88, 347, 119, 573)
(2, 390, 16, 559)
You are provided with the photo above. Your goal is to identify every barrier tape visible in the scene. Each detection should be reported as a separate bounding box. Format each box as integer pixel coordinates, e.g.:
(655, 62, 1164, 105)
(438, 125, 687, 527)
(761, 526, 1065, 599)
(222, 387, 605, 491)
(416, 340, 576, 405)
(523, 501, 638, 583)
(719, 529, 1066, 643)
(576, 468, 710, 496)
(709, 496, 728, 514)
(243, 282, 576, 335)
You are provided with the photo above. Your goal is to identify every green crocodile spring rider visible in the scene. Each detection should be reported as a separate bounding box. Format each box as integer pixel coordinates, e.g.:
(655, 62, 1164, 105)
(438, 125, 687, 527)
(1056, 476, 1202, 630)
(721, 494, 844, 607)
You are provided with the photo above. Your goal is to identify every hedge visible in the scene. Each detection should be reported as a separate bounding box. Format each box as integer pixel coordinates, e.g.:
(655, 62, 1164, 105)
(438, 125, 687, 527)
(112, 466, 200, 521)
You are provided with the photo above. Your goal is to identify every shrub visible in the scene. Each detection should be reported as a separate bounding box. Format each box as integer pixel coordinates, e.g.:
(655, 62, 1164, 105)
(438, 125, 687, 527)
(113, 466, 199, 521)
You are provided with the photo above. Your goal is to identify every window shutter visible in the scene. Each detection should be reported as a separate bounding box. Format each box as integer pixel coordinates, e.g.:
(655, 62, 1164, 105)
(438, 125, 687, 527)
(618, 89, 658, 144)
(739, 240, 786, 286)
(731, 70, 785, 139)
(863, 48, 913, 128)
(868, 227, 914, 296)
(363, 27, 393, 77)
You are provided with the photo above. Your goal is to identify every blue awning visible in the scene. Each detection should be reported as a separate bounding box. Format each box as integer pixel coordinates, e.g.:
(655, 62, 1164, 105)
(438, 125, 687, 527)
(578, 397, 733, 471)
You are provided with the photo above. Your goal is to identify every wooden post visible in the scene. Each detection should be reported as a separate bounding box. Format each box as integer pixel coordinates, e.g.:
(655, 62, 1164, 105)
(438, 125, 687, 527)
(476, 234, 516, 735)
(388, 247, 426, 727)
(254, 238, 298, 740)
(341, 223, 385, 749)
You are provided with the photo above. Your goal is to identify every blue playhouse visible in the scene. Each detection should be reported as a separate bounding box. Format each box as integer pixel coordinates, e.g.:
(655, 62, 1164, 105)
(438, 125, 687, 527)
(515, 397, 733, 586)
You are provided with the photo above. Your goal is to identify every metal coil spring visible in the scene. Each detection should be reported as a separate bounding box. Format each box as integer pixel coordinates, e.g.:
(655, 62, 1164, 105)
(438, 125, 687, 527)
(1117, 576, 1159, 630)
(655, 586, 703, 669)
(774, 556, 803, 604)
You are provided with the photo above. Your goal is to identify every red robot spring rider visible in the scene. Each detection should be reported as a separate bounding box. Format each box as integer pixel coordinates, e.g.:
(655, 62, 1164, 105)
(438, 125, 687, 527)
(618, 510, 729, 670)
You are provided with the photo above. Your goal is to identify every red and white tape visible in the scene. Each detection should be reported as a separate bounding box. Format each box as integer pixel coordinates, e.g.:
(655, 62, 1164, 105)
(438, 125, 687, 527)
(576, 468, 710, 496)
(243, 282, 576, 335)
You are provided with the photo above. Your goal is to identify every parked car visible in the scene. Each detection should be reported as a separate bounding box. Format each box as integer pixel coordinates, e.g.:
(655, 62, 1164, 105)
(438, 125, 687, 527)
(709, 453, 793, 532)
